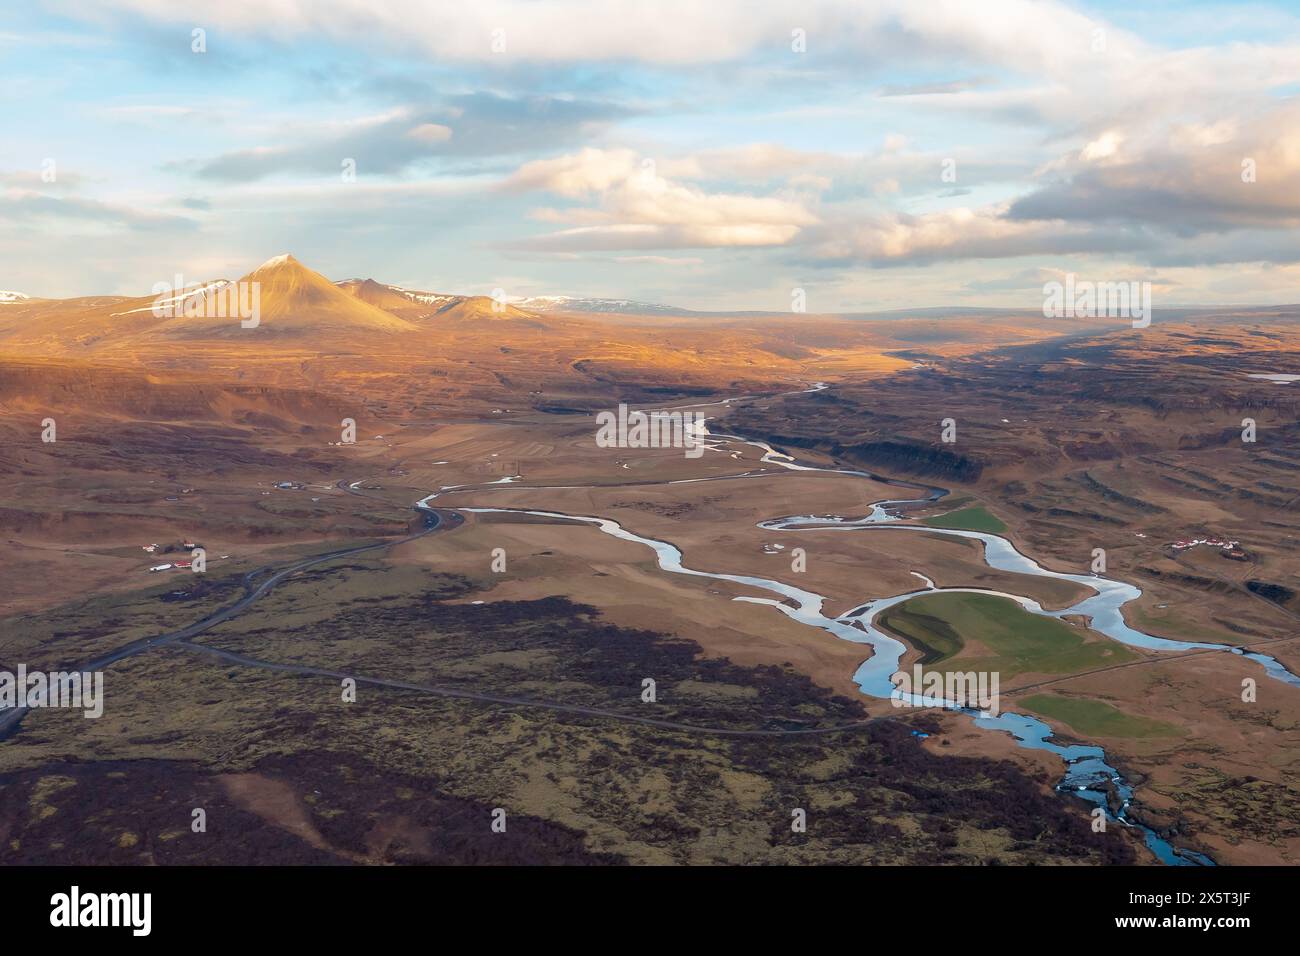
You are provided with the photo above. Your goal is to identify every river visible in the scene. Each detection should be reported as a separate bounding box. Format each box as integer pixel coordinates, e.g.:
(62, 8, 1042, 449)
(420, 385, 1297, 865)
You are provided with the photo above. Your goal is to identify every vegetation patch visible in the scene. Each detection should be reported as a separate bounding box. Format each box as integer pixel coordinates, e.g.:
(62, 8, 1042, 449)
(1019, 694, 1183, 739)
(923, 505, 1007, 533)
(876, 592, 1136, 678)
(0, 577, 1136, 865)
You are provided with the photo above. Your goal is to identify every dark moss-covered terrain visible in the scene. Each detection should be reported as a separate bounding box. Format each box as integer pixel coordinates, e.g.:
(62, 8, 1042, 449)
(0, 554, 1134, 865)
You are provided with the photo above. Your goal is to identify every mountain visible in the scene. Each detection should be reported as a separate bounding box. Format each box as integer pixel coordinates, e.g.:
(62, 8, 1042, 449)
(513, 295, 686, 315)
(337, 278, 538, 323)
(0, 290, 29, 304)
(429, 295, 541, 324)
(335, 278, 436, 320)
(147, 255, 420, 338)
(0, 255, 420, 353)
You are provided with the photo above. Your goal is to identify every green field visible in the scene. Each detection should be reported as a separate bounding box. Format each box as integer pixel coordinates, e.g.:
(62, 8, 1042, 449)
(877, 591, 1136, 677)
(1132, 605, 1247, 646)
(0, 551, 1137, 866)
(1020, 694, 1183, 738)
(922, 505, 1007, 533)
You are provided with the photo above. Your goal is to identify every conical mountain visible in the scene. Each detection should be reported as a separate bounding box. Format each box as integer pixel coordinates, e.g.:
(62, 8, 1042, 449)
(222, 255, 420, 336)
(134, 255, 417, 340)
(0, 255, 545, 356)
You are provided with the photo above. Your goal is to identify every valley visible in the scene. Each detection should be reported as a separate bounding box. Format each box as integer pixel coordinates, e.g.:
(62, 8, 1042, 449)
(0, 255, 1297, 867)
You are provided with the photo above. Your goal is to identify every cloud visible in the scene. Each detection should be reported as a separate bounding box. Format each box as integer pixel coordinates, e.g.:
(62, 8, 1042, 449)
(502, 148, 817, 251)
(407, 123, 453, 143)
(612, 255, 703, 266)
(77, 0, 1133, 67)
(659, 144, 836, 185)
(505, 148, 639, 196)
(799, 203, 1147, 266)
(178, 93, 632, 182)
(1, 169, 89, 191)
(101, 104, 202, 121)
(509, 223, 805, 251)
(1004, 102, 1300, 239)
(16, 0, 1300, 303)
(879, 76, 993, 96)
(0, 189, 197, 230)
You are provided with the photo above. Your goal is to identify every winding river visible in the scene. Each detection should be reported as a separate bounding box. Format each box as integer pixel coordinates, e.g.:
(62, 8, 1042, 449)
(420, 385, 1297, 866)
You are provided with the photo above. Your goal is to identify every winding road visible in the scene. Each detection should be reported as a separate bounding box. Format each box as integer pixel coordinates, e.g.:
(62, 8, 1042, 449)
(0, 508, 453, 740)
(5, 382, 1295, 867)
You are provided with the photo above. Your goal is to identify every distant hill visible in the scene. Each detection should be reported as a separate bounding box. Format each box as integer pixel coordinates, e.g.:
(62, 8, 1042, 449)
(337, 278, 539, 324)
(3, 252, 1296, 425)
(513, 295, 687, 316)
(335, 277, 434, 318)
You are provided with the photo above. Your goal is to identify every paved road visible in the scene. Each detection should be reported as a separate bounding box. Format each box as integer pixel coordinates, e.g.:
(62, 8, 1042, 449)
(12, 416, 1289, 744)
(0, 507, 453, 740)
(0, 502, 904, 741)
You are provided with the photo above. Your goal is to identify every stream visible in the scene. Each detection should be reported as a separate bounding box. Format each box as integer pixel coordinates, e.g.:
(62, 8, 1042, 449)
(419, 385, 1297, 865)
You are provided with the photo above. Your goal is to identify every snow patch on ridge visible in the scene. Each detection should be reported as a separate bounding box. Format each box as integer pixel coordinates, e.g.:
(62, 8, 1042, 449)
(253, 254, 294, 272)
(109, 280, 233, 317)
(513, 295, 683, 315)
(391, 287, 459, 306)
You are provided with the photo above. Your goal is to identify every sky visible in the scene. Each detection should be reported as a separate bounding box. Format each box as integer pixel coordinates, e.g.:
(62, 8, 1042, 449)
(3, 0, 1300, 311)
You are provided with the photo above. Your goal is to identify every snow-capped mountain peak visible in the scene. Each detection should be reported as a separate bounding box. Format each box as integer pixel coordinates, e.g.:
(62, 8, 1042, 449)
(251, 253, 297, 273)
(512, 295, 685, 315)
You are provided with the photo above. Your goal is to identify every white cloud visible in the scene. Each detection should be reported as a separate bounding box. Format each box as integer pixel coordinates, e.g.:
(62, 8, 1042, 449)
(504, 148, 817, 250)
(612, 255, 703, 266)
(79, 0, 1138, 67)
(407, 123, 453, 143)
(804, 203, 1103, 263)
(1079, 130, 1123, 163)
(1012, 100, 1300, 232)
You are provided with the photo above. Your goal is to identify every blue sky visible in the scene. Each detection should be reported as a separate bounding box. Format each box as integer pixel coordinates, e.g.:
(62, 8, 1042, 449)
(3, 0, 1300, 310)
